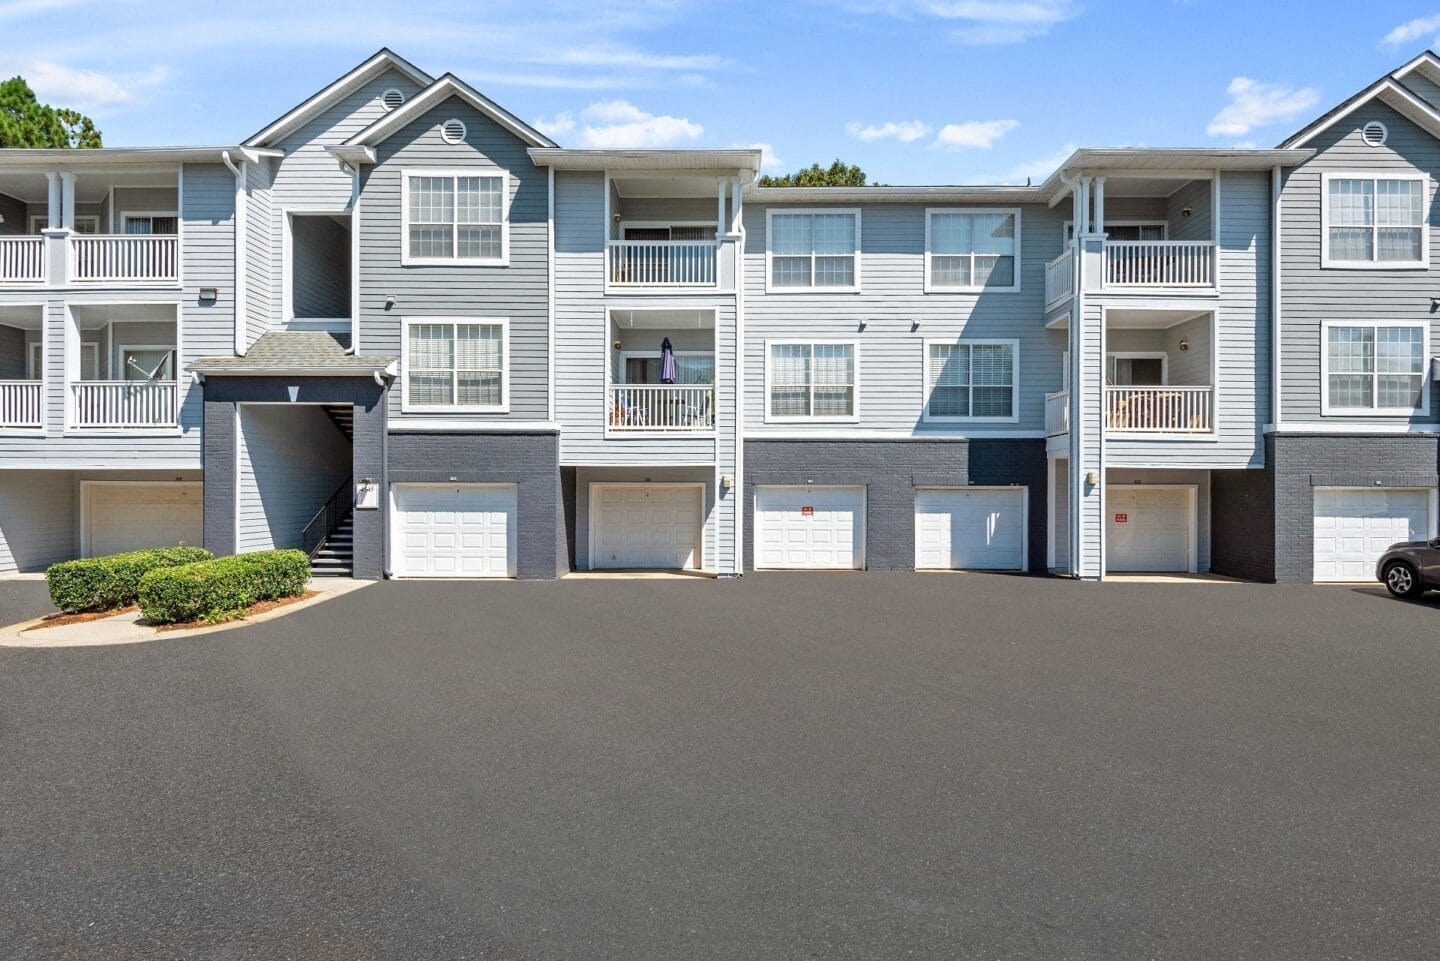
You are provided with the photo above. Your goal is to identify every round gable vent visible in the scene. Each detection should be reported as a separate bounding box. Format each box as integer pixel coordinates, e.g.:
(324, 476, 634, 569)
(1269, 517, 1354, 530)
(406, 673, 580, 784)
(381, 88, 405, 111)
(1361, 121, 1388, 147)
(440, 118, 467, 144)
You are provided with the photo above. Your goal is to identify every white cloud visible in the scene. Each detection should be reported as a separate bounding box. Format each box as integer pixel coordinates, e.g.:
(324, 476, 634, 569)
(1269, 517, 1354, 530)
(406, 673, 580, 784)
(1206, 76, 1320, 138)
(535, 99, 703, 148)
(845, 0, 1077, 44)
(1381, 13, 1440, 47)
(932, 118, 1019, 150)
(12, 60, 170, 111)
(728, 141, 785, 174)
(845, 119, 931, 142)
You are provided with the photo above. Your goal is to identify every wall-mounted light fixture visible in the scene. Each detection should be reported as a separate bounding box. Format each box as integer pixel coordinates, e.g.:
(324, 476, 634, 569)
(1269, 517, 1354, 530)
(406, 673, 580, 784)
(384, 295, 396, 310)
(198, 287, 218, 303)
(910, 319, 921, 332)
(857, 319, 867, 331)
(612, 340, 623, 350)
(1181, 205, 1193, 218)
(1178, 338, 1191, 351)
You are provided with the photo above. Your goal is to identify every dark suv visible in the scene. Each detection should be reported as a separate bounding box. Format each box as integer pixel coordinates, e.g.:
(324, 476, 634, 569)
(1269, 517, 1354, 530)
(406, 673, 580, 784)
(1376, 540, 1440, 598)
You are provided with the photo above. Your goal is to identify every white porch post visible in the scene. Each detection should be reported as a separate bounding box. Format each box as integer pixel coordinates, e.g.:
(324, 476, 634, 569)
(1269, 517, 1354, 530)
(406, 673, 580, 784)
(46, 173, 61, 229)
(59, 172, 76, 230)
(716, 177, 726, 238)
(1094, 177, 1105, 235)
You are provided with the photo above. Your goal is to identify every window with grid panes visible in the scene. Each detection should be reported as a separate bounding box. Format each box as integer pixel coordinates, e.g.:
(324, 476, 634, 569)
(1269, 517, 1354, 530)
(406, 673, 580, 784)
(926, 342, 1016, 420)
(928, 211, 1018, 290)
(1326, 177, 1425, 265)
(406, 173, 505, 261)
(768, 343, 856, 418)
(769, 212, 858, 288)
(406, 321, 506, 409)
(1325, 323, 1426, 412)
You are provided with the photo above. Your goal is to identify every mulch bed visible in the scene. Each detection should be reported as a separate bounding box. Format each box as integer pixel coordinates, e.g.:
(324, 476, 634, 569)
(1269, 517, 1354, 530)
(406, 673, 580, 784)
(31, 605, 138, 631)
(154, 591, 319, 633)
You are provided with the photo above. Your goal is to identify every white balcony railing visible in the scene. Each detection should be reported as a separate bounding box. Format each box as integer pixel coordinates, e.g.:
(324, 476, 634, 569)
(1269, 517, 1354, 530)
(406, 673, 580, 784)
(70, 235, 179, 283)
(1104, 241, 1214, 288)
(607, 383, 715, 432)
(0, 380, 42, 428)
(0, 237, 46, 284)
(1045, 248, 1074, 308)
(1106, 386, 1212, 433)
(607, 240, 717, 287)
(72, 380, 178, 428)
(1045, 390, 1069, 436)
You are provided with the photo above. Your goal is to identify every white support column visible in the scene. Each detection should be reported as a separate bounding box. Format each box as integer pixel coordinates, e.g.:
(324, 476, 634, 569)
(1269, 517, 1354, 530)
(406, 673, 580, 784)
(716, 176, 726, 239)
(59, 172, 76, 230)
(1094, 177, 1106, 236)
(46, 173, 61, 229)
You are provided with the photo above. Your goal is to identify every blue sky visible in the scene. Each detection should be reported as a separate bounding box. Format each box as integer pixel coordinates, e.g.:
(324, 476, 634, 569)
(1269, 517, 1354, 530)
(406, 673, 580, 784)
(4, 0, 1440, 183)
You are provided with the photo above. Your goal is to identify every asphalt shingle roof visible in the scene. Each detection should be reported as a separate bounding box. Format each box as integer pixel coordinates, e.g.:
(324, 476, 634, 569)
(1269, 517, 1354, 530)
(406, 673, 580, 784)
(189, 332, 395, 375)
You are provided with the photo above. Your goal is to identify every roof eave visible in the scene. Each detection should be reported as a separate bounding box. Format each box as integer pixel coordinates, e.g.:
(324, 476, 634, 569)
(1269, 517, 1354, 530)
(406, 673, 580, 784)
(343, 74, 557, 150)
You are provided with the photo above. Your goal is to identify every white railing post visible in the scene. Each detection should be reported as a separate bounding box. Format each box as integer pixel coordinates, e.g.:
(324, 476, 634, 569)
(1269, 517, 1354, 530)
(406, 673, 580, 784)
(0, 237, 47, 284)
(1103, 241, 1215, 288)
(69, 235, 178, 283)
(1105, 386, 1212, 433)
(607, 240, 718, 287)
(70, 381, 179, 428)
(0, 380, 42, 428)
(1045, 390, 1070, 436)
(1045, 248, 1074, 308)
(606, 383, 716, 431)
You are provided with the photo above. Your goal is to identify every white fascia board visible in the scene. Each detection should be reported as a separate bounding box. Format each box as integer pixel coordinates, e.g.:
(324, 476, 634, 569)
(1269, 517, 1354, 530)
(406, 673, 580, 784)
(344, 75, 557, 149)
(243, 48, 434, 147)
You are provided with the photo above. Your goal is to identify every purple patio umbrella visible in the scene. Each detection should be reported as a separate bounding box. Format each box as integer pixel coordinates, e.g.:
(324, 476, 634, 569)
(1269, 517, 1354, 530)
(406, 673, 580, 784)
(660, 336, 677, 384)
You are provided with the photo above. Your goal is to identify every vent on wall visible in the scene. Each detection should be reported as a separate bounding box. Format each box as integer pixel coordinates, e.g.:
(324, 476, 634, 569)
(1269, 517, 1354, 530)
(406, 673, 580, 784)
(1361, 121, 1388, 147)
(381, 88, 406, 111)
(441, 118, 467, 144)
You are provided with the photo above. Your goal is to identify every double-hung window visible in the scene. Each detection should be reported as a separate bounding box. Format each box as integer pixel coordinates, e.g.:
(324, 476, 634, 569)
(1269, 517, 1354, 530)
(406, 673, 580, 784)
(1323, 321, 1428, 415)
(403, 319, 509, 412)
(767, 342, 857, 420)
(927, 209, 1020, 292)
(924, 340, 1018, 422)
(767, 210, 860, 290)
(1322, 174, 1427, 267)
(403, 170, 508, 264)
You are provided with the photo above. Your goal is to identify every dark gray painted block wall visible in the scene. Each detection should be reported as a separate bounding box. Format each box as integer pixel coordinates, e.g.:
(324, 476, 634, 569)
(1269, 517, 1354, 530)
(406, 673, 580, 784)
(0, 324, 25, 378)
(1269, 433, 1440, 583)
(202, 376, 387, 579)
(1210, 465, 1276, 582)
(387, 432, 562, 579)
(743, 439, 1047, 573)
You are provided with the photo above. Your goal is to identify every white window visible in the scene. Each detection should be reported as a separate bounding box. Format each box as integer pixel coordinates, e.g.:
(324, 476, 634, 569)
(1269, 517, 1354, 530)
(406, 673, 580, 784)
(1322, 174, 1428, 268)
(766, 210, 860, 291)
(402, 318, 509, 412)
(766, 342, 858, 421)
(926, 209, 1021, 292)
(924, 340, 1019, 422)
(1322, 321, 1429, 415)
(402, 169, 509, 265)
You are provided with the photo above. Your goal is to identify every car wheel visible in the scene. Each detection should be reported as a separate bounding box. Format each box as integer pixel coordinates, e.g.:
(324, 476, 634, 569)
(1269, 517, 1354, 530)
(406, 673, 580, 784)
(1383, 561, 1424, 599)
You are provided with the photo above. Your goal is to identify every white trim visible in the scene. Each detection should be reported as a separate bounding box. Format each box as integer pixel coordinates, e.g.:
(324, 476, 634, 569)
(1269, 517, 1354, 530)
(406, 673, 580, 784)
(244, 49, 433, 147)
(1319, 319, 1430, 416)
(1267, 421, 1440, 434)
(744, 428, 1048, 440)
(400, 168, 511, 267)
(1103, 483, 1198, 575)
(439, 118, 467, 144)
(399, 316, 511, 414)
(342, 74, 555, 150)
(79, 479, 203, 557)
(586, 482, 707, 572)
(388, 418, 560, 432)
(762, 339, 861, 424)
(546, 166, 556, 423)
(1283, 78, 1440, 150)
(764, 208, 862, 294)
(921, 337, 1021, 424)
(913, 485, 1029, 572)
(923, 207, 1022, 294)
(1319, 172, 1429, 270)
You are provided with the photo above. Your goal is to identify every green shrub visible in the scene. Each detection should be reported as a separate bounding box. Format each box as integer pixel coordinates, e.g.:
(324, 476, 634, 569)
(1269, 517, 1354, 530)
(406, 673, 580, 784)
(137, 549, 311, 625)
(47, 547, 213, 613)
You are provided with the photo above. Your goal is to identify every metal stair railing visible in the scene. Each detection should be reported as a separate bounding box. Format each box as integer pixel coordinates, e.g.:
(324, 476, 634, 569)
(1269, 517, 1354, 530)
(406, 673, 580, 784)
(301, 476, 354, 557)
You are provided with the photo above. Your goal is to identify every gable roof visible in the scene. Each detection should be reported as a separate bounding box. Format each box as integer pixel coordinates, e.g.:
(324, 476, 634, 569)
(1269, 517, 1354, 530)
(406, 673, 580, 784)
(189, 332, 396, 376)
(1280, 51, 1440, 149)
(244, 48, 434, 148)
(341, 73, 557, 151)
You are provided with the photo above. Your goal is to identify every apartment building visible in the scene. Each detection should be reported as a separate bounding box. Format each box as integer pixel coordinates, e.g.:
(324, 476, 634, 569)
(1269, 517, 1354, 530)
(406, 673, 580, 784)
(1, 48, 1437, 584)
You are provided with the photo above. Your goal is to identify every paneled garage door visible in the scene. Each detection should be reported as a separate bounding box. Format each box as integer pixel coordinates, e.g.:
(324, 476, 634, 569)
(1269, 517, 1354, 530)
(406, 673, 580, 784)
(84, 482, 203, 557)
(590, 484, 703, 570)
(391, 484, 517, 578)
(753, 485, 864, 570)
(1313, 487, 1430, 582)
(914, 488, 1026, 570)
(1106, 486, 1193, 573)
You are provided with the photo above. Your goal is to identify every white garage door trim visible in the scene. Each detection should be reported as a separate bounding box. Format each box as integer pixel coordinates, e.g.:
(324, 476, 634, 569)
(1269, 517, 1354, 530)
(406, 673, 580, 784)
(389, 482, 518, 579)
(588, 482, 706, 571)
(753, 485, 867, 570)
(80, 480, 204, 557)
(1313, 486, 1436, 583)
(914, 486, 1028, 571)
(1105, 484, 1197, 574)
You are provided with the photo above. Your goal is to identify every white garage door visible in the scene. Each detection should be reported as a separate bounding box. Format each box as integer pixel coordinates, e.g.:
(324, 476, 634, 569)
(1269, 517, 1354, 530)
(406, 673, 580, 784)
(84, 482, 203, 557)
(754, 485, 864, 570)
(915, 488, 1026, 571)
(392, 484, 517, 578)
(1314, 488, 1430, 582)
(1106, 486, 1192, 573)
(590, 484, 703, 570)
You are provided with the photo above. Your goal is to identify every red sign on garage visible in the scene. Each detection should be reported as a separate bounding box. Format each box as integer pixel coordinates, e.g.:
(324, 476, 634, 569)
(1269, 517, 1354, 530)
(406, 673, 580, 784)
(1115, 513, 1128, 523)
(801, 505, 815, 516)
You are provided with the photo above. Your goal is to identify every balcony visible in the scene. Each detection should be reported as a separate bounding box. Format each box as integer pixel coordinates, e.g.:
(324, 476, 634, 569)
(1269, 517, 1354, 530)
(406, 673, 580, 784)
(0, 380, 41, 428)
(0, 237, 46, 284)
(1045, 390, 1069, 436)
(70, 235, 178, 284)
(1104, 240, 1214, 289)
(1045, 248, 1073, 309)
(607, 240, 717, 287)
(607, 384, 715, 432)
(71, 380, 179, 429)
(1107, 386, 1212, 433)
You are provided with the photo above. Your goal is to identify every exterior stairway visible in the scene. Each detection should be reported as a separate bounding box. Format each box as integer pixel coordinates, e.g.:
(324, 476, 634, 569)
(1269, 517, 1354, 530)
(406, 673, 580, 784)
(310, 514, 354, 576)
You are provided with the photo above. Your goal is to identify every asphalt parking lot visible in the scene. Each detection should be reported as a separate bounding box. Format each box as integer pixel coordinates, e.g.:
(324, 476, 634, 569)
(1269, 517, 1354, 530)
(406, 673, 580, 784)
(3, 573, 1438, 960)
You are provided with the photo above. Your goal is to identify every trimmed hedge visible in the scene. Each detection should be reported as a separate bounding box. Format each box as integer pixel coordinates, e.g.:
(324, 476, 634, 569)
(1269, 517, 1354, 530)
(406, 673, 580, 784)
(138, 549, 311, 625)
(47, 547, 213, 613)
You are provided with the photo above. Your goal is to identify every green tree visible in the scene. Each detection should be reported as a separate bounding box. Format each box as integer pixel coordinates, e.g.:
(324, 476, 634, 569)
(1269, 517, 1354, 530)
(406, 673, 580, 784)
(758, 159, 873, 187)
(0, 77, 103, 148)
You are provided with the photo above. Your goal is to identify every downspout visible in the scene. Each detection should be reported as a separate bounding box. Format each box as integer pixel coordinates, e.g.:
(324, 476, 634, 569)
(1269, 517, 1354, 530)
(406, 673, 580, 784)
(1270, 165, 1283, 431)
(222, 150, 247, 356)
(547, 166, 556, 423)
(733, 172, 749, 576)
(346, 161, 362, 355)
(1059, 171, 1083, 578)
